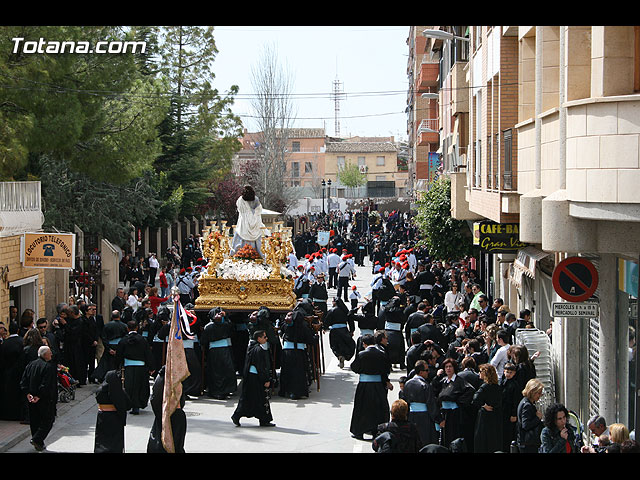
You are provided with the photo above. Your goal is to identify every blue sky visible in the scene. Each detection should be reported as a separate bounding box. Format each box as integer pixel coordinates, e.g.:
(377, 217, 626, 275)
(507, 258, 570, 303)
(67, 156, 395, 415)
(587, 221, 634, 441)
(211, 26, 409, 140)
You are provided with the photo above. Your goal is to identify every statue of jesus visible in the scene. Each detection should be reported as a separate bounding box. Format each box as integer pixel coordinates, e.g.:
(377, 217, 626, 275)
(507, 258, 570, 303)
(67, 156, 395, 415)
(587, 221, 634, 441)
(230, 185, 266, 258)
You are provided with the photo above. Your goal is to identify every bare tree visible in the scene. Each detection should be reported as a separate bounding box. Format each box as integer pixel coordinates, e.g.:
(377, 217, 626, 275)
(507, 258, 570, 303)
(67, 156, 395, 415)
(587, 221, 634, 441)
(249, 43, 301, 213)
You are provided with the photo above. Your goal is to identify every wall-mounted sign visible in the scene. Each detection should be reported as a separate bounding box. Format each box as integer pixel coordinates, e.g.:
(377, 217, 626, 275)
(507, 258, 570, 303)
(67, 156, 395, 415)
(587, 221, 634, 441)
(552, 256, 598, 303)
(473, 221, 527, 253)
(552, 302, 599, 318)
(22, 232, 76, 269)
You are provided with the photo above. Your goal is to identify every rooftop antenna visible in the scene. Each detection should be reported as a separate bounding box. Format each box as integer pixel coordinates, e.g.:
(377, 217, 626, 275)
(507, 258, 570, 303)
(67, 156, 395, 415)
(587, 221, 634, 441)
(331, 61, 345, 137)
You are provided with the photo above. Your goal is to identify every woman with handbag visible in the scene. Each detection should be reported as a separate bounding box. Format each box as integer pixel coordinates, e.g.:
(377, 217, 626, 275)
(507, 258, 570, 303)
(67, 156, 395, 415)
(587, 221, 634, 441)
(516, 378, 544, 453)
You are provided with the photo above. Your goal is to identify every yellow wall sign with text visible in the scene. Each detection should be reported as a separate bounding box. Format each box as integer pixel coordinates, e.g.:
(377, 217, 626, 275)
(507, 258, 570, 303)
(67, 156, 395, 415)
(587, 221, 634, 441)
(22, 233, 76, 269)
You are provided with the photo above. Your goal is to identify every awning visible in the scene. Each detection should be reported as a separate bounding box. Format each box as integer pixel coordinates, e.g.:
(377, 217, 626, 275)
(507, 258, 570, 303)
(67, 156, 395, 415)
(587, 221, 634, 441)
(509, 246, 552, 286)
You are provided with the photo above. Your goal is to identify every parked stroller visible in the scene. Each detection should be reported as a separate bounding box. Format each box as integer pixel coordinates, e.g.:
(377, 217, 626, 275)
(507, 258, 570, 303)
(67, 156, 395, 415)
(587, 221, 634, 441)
(57, 365, 78, 403)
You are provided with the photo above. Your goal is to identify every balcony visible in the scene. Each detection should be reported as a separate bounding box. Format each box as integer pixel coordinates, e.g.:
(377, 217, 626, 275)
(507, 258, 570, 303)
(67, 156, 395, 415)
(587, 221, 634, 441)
(0, 181, 44, 237)
(416, 62, 439, 92)
(417, 118, 439, 145)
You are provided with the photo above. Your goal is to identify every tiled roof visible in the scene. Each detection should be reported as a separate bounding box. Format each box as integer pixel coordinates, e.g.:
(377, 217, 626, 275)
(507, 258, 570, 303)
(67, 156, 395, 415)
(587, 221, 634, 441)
(325, 142, 398, 153)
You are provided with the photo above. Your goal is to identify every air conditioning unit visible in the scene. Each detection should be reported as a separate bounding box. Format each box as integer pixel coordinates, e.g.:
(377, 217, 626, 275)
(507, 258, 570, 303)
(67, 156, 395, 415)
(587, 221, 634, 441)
(359, 165, 368, 173)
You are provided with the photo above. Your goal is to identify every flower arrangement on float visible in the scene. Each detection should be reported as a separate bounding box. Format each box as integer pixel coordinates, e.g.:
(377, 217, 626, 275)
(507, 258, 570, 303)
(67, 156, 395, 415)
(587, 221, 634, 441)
(215, 258, 271, 281)
(233, 244, 262, 261)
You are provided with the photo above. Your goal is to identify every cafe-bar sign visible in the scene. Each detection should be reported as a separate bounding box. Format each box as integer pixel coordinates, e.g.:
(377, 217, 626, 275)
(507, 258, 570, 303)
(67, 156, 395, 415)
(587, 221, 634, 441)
(473, 221, 527, 253)
(22, 232, 76, 269)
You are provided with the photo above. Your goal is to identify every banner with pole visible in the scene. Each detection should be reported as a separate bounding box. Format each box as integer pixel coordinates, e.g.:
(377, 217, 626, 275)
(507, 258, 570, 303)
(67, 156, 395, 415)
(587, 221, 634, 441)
(161, 290, 193, 453)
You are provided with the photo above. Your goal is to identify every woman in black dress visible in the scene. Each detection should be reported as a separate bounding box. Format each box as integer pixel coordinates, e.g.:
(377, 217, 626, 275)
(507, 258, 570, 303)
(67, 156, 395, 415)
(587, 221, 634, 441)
(471, 363, 503, 452)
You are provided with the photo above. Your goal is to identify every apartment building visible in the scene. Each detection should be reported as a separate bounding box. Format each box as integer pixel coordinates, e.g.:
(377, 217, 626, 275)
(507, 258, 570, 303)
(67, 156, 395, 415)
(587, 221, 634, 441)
(406, 26, 441, 198)
(435, 25, 640, 435)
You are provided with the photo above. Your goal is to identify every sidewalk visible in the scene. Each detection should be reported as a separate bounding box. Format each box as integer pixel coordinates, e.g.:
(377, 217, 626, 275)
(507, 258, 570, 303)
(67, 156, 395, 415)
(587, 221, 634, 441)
(0, 382, 98, 453)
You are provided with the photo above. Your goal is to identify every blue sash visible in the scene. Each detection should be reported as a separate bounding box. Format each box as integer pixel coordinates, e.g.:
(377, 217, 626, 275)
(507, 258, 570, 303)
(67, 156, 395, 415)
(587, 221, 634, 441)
(329, 323, 347, 329)
(108, 338, 122, 345)
(385, 321, 401, 331)
(249, 365, 258, 374)
(209, 338, 231, 349)
(441, 401, 459, 410)
(360, 329, 374, 336)
(283, 341, 306, 350)
(124, 358, 145, 367)
(359, 374, 382, 382)
(183, 339, 195, 349)
(410, 402, 428, 412)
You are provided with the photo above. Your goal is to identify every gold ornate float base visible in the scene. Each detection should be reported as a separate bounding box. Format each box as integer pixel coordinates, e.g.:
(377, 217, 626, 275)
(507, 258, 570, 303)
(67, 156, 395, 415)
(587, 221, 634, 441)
(194, 275, 297, 313)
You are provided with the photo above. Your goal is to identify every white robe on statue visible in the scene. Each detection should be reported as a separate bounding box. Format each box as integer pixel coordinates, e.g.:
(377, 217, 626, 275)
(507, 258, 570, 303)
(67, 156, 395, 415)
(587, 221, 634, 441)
(231, 196, 265, 256)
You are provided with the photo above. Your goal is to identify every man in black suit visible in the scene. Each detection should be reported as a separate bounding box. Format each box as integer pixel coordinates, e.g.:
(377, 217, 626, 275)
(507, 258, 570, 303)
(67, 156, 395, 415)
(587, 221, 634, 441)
(111, 288, 126, 313)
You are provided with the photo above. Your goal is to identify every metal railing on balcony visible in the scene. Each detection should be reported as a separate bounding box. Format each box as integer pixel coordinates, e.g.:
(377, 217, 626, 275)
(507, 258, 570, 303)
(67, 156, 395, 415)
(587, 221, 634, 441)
(417, 118, 439, 134)
(0, 181, 41, 211)
(0, 181, 44, 237)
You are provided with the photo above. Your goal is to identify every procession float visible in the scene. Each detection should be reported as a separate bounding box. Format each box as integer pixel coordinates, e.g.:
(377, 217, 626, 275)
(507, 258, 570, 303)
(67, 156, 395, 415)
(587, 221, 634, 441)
(194, 219, 298, 313)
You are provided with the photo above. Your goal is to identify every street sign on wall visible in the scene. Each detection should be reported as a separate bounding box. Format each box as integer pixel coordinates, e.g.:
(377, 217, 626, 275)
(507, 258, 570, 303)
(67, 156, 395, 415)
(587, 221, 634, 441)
(22, 232, 76, 269)
(552, 302, 599, 318)
(552, 256, 599, 303)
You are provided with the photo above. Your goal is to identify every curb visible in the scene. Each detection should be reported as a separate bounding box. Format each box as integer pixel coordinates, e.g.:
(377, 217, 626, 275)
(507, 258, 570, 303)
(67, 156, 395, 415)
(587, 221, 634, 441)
(0, 383, 98, 453)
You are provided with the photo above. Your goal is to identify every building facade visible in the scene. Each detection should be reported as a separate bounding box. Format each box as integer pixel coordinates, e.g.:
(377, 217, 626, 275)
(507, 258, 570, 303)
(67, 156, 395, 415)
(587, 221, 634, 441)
(434, 25, 640, 435)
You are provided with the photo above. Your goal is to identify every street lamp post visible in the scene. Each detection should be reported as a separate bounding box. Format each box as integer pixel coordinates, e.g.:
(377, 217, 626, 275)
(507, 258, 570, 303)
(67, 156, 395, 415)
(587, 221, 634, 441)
(322, 179, 332, 215)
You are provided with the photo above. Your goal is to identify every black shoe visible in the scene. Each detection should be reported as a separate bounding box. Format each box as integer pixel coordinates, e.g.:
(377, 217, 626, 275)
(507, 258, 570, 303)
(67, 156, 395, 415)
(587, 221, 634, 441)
(231, 415, 241, 427)
(131, 408, 139, 415)
(259, 421, 276, 427)
(30, 439, 44, 452)
(351, 434, 364, 440)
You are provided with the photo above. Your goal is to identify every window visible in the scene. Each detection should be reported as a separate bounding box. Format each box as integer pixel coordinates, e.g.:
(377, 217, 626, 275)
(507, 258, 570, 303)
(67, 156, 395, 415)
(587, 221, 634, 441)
(292, 141, 300, 152)
(304, 162, 313, 174)
(291, 162, 299, 177)
(337, 156, 345, 169)
(503, 129, 513, 190)
(376, 156, 385, 166)
(376, 175, 386, 181)
(358, 156, 366, 166)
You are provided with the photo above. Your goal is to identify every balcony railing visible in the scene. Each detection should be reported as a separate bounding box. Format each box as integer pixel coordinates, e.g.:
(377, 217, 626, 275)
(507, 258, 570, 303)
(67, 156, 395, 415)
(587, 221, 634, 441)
(0, 181, 41, 211)
(0, 181, 44, 237)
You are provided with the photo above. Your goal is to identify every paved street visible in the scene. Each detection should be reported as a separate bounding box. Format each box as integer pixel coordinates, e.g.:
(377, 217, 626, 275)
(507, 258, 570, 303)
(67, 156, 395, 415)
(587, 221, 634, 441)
(5, 258, 405, 454)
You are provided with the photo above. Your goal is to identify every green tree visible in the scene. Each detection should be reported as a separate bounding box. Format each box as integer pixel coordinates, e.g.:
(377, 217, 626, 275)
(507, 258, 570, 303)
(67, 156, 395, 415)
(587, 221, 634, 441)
(154, 26, 243, 220)
(0, 26, 167, 183)
(414, 176, 473, 261)
(337, 160, 367, 188)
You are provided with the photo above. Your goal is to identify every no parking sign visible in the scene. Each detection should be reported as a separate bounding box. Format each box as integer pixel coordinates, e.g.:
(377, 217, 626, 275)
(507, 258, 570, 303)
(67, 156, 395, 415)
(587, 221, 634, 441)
(552, 256, 599, 303)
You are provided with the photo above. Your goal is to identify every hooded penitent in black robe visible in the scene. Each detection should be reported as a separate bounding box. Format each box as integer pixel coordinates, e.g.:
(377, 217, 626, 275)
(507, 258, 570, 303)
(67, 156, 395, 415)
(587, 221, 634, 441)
(431, 373, 476, 449)
(232, 338, 273, 425)
(403, 373, 438, 447)
(323, 298, 356, 362)
(156, 306, 203, 398)
(147, 366, 187, 453)
(349, 301, 378, 354)
(230, 312, 250, 375)
(471, 381, 503, 453)
(248, 307, 282, 371)
(200, 308, 237, 399)
(278, 304, 317, 399)
(116, 331, 154, 410)
(349, 344, 392, 438)
(0, 334, 27, 421)
(93, 319, 128, 383)
(378, 297, 407, 365)
(94, 370, 131, 453)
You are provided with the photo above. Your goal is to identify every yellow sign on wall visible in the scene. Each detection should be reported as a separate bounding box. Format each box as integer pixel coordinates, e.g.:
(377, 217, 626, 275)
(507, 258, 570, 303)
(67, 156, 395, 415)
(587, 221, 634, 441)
(22, 233, 76, 269)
